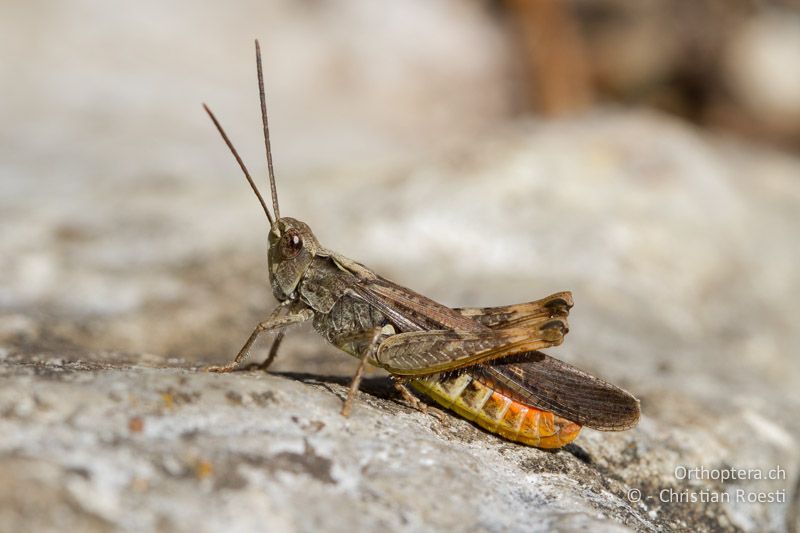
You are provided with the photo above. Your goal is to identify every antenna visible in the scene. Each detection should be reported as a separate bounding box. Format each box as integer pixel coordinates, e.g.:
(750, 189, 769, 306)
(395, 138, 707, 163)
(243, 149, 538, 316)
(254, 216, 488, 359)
(255, 39, 281, 221)
(203, 103, 274, 225)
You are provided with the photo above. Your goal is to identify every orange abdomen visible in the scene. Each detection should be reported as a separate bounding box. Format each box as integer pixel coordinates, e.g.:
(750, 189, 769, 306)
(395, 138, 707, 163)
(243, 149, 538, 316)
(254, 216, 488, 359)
(411, 372, 581, 448)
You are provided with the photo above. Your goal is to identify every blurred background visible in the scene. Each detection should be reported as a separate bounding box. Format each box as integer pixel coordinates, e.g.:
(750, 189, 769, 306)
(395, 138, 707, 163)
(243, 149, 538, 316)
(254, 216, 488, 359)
(2, 0, 800, 393)
(2, 1, 800, 531)
(2, 0, 800, 406)
(2, 0, 798, 349)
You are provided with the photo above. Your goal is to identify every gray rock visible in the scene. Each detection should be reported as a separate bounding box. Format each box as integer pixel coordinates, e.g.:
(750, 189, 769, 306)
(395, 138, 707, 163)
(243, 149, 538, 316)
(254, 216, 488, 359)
(1, 5, 799, 530)
(2, 109, 799, 532)
(0, 352, 641, 533)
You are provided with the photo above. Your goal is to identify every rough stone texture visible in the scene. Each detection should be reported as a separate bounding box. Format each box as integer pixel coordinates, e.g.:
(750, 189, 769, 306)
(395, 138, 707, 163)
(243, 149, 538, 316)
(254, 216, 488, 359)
(2, 110, 799, 532)
(2, 2, 800, 532)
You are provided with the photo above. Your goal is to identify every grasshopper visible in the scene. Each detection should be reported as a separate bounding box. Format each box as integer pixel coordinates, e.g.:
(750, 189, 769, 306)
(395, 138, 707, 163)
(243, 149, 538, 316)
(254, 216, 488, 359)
(203, 41, 640, 448)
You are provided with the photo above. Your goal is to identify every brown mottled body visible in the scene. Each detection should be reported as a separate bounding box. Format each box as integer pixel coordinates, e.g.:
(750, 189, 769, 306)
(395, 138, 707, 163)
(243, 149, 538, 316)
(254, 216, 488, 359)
(202, 40, 641, 449)
(311, 276, 582, 447)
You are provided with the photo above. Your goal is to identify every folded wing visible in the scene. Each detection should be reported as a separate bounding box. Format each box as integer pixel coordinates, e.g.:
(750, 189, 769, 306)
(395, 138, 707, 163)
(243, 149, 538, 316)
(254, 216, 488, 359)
(472, 351, 640, 430)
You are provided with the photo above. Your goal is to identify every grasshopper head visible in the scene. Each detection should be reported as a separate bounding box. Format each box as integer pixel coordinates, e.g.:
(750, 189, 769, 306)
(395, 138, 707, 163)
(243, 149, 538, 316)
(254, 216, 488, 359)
(267, 217, 321, 300)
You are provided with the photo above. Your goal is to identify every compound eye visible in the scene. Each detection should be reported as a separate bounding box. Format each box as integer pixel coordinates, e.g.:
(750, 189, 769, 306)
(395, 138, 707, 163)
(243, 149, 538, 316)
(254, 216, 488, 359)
(282, 229, 303, 258)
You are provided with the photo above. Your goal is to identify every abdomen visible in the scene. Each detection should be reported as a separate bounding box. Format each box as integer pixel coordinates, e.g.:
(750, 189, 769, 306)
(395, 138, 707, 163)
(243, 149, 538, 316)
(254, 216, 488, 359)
(411, 372, 581, 449)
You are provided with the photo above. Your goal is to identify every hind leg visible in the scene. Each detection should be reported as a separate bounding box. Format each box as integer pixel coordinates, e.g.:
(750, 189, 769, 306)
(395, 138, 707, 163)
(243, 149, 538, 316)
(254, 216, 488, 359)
(393, 379, 448, 424)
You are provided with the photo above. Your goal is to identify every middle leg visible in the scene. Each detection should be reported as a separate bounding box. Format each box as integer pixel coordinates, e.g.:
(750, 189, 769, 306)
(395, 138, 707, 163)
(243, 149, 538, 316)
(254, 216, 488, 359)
(340, 328, 384, 417)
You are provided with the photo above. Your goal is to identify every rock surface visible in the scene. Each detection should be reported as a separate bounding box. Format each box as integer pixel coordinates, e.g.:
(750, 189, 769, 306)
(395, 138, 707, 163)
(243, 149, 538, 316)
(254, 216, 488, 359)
(2, 109, 800, 532)
(1, 4, 799, 531)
